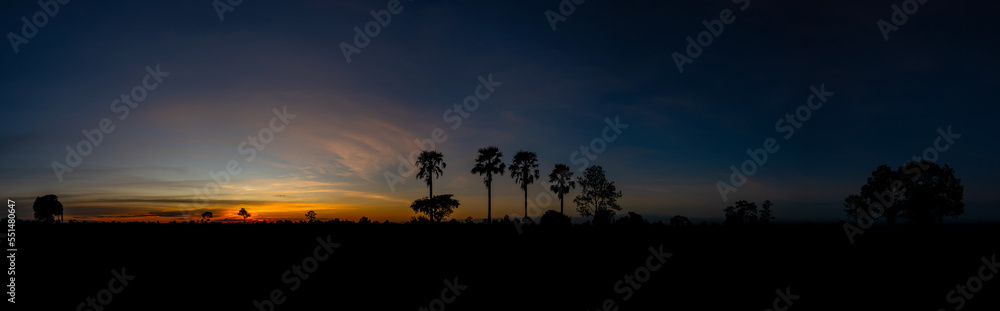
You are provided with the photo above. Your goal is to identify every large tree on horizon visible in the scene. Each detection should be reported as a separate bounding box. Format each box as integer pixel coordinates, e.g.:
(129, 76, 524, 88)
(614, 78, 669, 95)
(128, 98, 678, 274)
(509, 151, 540, 217)
(237, 208, 251, 223)
(843, 161, 964, 225)
(410, 194, 460, 223)
(415, 150, 446, 198)
(32, 194, 63, 223)
(471, 146, 506, 223)
(548, 164, 575, 215)
(574, 165, 622, 222)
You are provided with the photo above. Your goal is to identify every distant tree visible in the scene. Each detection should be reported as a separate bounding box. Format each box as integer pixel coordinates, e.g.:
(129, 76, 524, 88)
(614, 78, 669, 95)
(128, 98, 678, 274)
(539, 210, 571, 227)
(359, 216, 371, 224)
(843, 161, 964, 225)
(471, 146, 506, 223)
(509, 151, 540, 217)
(723, 200, 774, 226)
(548, 164, 576, 215)
(410, 194, 460, 223)
(237, 208, 251, 223)
(573, 165, 623, 221)
(670, 215, 692, 227)
(415, 150, 446, 198)
(408, 216, 431, 224)
(464, 216, 476, 224)
(305, 210, 317, 222)
(615, 211, 646, 226)
(759, 200, 775, 225)
(201, 211, 213, 222)
(32, 194, 63, 223)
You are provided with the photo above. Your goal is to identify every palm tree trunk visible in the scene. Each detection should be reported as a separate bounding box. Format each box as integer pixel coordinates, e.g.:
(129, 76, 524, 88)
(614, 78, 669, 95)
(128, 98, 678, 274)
(523, 188, 527, 217)
(429, 178, 433, 198)
(487, 184, 492, 223)
(560, 196, 564, 215)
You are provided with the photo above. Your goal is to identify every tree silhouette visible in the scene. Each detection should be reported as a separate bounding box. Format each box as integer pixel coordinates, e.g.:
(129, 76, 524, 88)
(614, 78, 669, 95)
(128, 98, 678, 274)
(410, 194, 460, 222)
(574, 165, 622, 221)
(670, 215, 692, 226)
(843, 161, 964, 225)
(509, 151, 540, 217)
(32, 194, 63, 223)
(305, 210, 317, 222)
(860, 164, 905, 225)
(415, 150, 446, 198)
(539, 210, 571, 227)
(615, 211, 646, 226)
(238, 208, 251, 223)
(723, 200, 774, 226)
(471, 146, 506, 223)
(548, 164, 575, 215)
(201, 211, 213, 222)
(899, 161, 964, 224)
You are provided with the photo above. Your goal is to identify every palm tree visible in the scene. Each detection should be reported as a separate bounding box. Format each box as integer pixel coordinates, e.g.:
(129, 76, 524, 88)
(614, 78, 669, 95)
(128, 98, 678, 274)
(415, 150, 446, 198)
(471, 146, 506, 223)
(548, 164, 575, 215)
(509, 151, 540, 217)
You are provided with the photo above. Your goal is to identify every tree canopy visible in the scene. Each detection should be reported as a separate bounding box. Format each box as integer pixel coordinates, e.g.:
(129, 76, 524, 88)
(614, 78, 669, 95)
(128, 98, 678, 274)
(843, 161, 964, 225)
(410, 194, 460, 223)
(573, 165, 623, 221)
(32, 194, 63, 223)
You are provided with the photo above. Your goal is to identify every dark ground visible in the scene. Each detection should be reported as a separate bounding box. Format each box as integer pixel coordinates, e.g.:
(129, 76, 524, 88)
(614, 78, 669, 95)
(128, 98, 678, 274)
(12, 221, 1000, 310)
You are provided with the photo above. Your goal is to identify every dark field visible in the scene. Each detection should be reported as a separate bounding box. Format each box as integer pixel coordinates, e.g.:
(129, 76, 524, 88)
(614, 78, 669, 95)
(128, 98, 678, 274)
(14, 222, 1000, 310)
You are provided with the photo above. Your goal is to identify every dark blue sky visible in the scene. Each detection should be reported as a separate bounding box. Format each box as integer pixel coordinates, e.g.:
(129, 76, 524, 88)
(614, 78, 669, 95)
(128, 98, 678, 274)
(1, 0, 997, 222)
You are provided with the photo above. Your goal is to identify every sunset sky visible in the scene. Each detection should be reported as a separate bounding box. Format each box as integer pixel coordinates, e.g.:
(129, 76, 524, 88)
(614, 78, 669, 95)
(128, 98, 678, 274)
(2, 0, 998, 223)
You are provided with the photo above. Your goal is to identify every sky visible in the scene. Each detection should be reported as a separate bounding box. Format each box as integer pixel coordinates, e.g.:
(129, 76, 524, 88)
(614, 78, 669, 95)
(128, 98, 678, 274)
(1, 0, 998, 223)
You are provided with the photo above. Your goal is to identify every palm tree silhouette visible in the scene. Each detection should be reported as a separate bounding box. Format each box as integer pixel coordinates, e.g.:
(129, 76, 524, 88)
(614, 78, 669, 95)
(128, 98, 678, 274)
(471, 146, 506, 223)
(415, 150, 446, 198)
(548, 164, 575, 215)
(509, 151, 540, 217)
